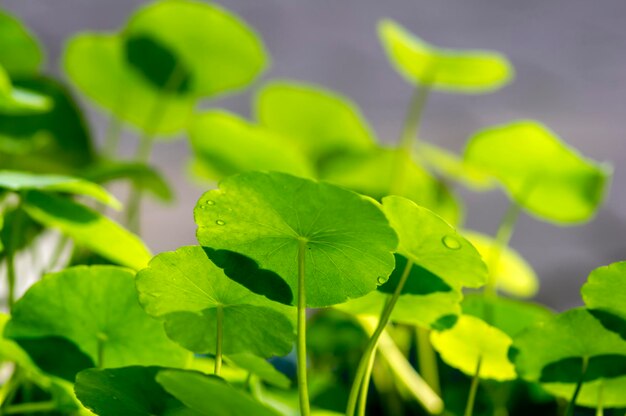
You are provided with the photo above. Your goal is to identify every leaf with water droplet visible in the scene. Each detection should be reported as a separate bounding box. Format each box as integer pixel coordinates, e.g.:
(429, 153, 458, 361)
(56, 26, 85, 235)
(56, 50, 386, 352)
(5, 265, 190, 373)
(464, 121, 611, 223)
(378, 19, 513, 93)
(136, 246, 295, 357)
(194, 171, 398, 307)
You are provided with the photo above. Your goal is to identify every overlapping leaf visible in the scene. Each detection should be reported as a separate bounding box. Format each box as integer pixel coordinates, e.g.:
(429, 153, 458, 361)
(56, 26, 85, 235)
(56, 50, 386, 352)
(582, 261, 626, 339)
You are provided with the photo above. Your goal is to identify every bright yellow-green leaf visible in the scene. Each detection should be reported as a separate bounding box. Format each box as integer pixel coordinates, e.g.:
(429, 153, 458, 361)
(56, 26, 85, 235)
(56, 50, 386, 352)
(189, 111, 315, 181)
(378, 19, 513, 93)
(462, 230, 538, 297)
(431, 315, 516, 381)
(464, 120, 611, 223)
(0, 65, 51, 114)
(256, 81, 376, 166)
(542, 376, 626, 408)
(0, 10, 43, 76)
(582, 261, 626, 340)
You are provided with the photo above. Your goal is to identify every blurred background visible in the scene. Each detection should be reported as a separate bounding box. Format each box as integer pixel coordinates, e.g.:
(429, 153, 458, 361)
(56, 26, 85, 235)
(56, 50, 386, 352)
(4, 0, 625, 310)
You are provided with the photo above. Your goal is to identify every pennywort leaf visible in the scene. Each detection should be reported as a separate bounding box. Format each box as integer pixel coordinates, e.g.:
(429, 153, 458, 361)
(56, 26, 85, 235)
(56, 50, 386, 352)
(0, 10, 43, 76)
(582, 261, 626, 340)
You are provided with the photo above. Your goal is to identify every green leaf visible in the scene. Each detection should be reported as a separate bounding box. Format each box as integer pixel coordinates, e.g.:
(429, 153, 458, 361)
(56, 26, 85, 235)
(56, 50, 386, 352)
(126, 0, 268, 98)
(0, 170, 120, 208)
(462, 294, 553, 337)
(382, 195, 486, 289)
(75, 366, 197, 416)
(511, 308, 626, 383)
(542, 376, 626, 408)
(82, 161, 173, 202)
(0, 10, 43, 76)
(378, 19, 513, 92)
(5, 265, 190, 370)
(464, 120, 611, 223)
(225, 354, 291, 389)
(64, 32, 195, 135)
(195, 171, 398, 307)
(582, 261, 626, 340)
(22, 191, 151, 270)
(255, 81, 376, 166)
(188, 111, 315, 181)
(156, 369, 279, 416)
(336, 255, 461, 329)
(416, 142, 495, 190)
(0, 76, 95, 172)
(0, 66, 52, 114)
(462, 230, 538, 298)
(320, 147, 462, 225)
(136, 246, 295, 357)
(431, 315, 516, 381)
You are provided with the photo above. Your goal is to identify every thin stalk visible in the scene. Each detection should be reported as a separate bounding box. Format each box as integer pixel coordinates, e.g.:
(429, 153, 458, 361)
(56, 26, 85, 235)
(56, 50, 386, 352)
(6, 201, 25, 310)
(102, 115, 123, 159)
(346, 260, 414, 416)
(46, 235, 70, 273)
(0, 368, 22, 410)
(416, 327, 441, 395)
(4, 400, 56, 414)
(464, 357, 482, 416)
(485, 201, 522, 295)
(596, 380, 603, 416)
(296, 239, 310, 416)
(96, 333, 107, 368)
(566, 356, 589, 416)
(214, 305, 224, 375)
(357, 350, 376, 416)
(390, 83, 432, 196)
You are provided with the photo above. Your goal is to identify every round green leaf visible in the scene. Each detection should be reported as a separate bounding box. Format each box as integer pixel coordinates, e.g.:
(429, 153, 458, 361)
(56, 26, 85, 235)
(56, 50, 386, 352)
(320, 147, 462, 225)
(582, 261, 626, 340)
(188, 111, 314, 181)
(431, 315, 516, 381)
(511, 308, 626, 384)
(462, 294, 553, 337)
(0, 169, 120, 208)
(64, 32, 194, 136)
(464, 120, 611, 223)
(382, 195, 486, 289)
(542, 376, 626, 408)
(0, 10, 43, 76)
(136, 246, 295, 357)
(255, 81, 376, 166)
(5, 265, 190, 369)
(462, 230, 538, 298)
(127, 0, 268, 97)
(378, 19, 513, 93)
(156, 369, 279, 416)
(194, 171, 398, 307)
(75, 366, 196, 416)
(22, 191, 151, 270)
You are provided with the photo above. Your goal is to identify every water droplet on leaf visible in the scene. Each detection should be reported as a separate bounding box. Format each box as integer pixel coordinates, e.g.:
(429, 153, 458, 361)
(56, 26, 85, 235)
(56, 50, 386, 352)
(441, 235, 461, 250)
(216, 220, 225, 226)
(206, 200, 215, 205)
(377, 276, 388, 285)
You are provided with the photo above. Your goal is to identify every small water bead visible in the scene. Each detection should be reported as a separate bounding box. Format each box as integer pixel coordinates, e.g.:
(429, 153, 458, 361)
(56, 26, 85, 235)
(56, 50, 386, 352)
(377, 276, 388, 285)
(206, 200, 215, 205)
(441, 235, 461, 250)
(215, 220, 226, 226)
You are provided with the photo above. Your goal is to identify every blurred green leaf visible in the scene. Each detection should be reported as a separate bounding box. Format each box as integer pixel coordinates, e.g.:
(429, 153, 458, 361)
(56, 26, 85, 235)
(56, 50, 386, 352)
(226, 354, 291, 389)
(195, 171, 398, 308)
(0, 10, 43, 76)
(464, 120, 611, 223)
(378, 19, 513, 92)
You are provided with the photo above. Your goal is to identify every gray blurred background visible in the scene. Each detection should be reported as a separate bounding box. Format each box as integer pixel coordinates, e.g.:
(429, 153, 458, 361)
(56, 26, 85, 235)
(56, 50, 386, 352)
(4, 0, 625, 310)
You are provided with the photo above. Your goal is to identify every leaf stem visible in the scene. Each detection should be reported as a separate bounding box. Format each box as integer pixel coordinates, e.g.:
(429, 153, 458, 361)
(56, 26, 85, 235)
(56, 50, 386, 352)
(485, 201, 522, 296)
(346, 260, 414, 416)
(215, 305, 224, 376)
(416, 326, 441, 395)
(357, 349, 376, 416)
(296, 239, 310, 416)
(596, 380, 603, 416)
(566, 356, 589, 416)
(6, 201, 25, 310)
(3, 400, 56, 414)
(464, 357, 482, 416)
(96, 332, 107, 368)
(102, 114, 123, 159)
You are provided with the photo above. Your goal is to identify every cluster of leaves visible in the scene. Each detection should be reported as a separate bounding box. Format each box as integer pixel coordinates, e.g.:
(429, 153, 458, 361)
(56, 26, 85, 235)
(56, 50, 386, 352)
(0, 1, 621, 416)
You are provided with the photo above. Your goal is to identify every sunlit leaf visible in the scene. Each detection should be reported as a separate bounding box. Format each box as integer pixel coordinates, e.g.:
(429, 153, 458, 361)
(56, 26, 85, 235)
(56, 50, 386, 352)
(136, 246, 295, 357)
(188, 111, 314, 181)
(378, 19, 513, 92)
(22, 191, 151, 270)
(511, 308, 626, 384)
(0, 10, 43, 76)
(431, 315, 516, 381)
(5, 265, 190, 371)
(156, 369, 279, 416)
(0, 170, 120, 208)
(0, 65, 51, 114)
(542, 376, 626, 408)
(195, 171, 398, 307)
(256, 81, 376, 167)
(462, 230, 538, 298)
(464, 121, 611, 223)
(226, 354, 291, 389)
(582, 261, 626, 340)
(75, 366, 196, 416)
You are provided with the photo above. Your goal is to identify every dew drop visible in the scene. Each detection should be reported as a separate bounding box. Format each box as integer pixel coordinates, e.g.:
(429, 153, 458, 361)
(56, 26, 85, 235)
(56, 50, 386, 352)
(215, 220, 225, 226)
(441, 235, 461, 250)
(377, 276, 388, 285)
(206, 200, 215, 206)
